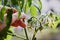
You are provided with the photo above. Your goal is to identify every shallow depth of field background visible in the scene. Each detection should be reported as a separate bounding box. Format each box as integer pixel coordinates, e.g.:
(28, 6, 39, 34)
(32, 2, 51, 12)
(0, 0, 60, 40)
(41, 0, 60, 15)
(11, 0, 60, 40)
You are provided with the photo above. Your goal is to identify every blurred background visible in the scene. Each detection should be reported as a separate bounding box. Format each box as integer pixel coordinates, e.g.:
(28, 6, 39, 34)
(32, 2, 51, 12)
(11, 0, 60, 40)
(0, 0, 60, 40)
(1, 0, 60, 14)
(41, 0, 60, 15)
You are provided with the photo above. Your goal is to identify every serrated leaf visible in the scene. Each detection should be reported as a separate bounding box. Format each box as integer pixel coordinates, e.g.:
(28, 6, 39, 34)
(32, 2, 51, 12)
(30, 5, 38, 17)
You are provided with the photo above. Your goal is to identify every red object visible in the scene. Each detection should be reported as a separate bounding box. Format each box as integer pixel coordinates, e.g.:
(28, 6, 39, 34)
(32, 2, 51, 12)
(11, 20, 26, 28)
(18, 20, 26, 28)
(11, 20, 19, 27)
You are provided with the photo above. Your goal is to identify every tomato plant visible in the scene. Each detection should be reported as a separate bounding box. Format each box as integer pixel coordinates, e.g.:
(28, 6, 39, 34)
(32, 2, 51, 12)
(0, 0, 60, 40)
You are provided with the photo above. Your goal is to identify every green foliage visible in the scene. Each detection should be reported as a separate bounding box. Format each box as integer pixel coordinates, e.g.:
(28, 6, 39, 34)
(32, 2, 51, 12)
(4, 26, 14, 40)
(0, 0, 1, 5)
(39, 0, 42, 11)
(24, 0, 32, 13)
(11, 0, 18, 6)
(6, 9, 12, 26)
(19, 0, 24, 11)
(0, 9, 13, 40)
(0, 0, 43, 40)
(24, 2, 29, 14)
(37, 0, 42, 13)
(4, 0, 8, 6)
(30, 5, 38, 17)
(18, 10, 21, 19)
(0, 7, 6, 22)
(27, 0, 32, 7)
(53, 14, 60, 29)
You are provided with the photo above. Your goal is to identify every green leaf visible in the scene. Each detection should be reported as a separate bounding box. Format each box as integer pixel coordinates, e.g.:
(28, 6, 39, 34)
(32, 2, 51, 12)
(34, 5, 41, 13)
(4, 0, 8, 6)
(16, 6, 21, 19)
(4, 26, 14, 40)
(11, 0, 18, 5)
(27, 0, 32, 7)
(18, 0, 24, 11)
(0, 9, 13, 40)
(0, 7, 6, 22)
(6, 9, 12, 25)
(38, 0, 42, 12)
(18, 10, 21, 19)
(0, 0, 2, 5)
(24, 3, 29, 14)
(20, 0, 24, 9)
(30, 5, 38, 17)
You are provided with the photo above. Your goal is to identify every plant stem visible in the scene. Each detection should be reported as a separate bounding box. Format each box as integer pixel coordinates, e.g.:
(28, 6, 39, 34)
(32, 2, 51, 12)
(31, 17, 43, 40)
(32, 31, 36, 40)
(24, 28, 29, 40)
